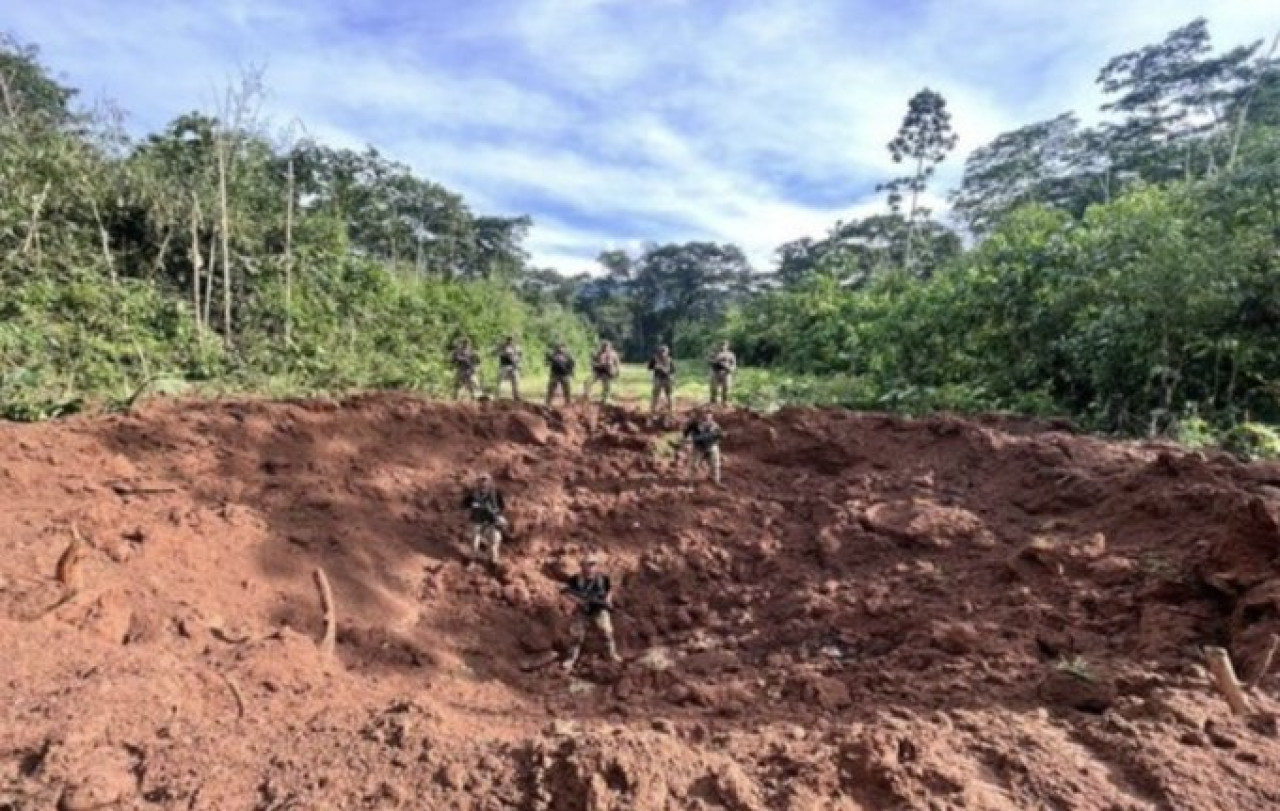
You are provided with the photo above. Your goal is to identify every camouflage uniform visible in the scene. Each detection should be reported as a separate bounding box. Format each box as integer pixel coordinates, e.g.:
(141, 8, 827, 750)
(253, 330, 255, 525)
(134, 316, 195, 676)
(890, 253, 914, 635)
(584, 344, 621, 404)
(452, 345, 480, 400)
(683, 414, 724, 484)
(496, 341, 523, 401)
(461, 481, 506, 564)
(708, 345, 737, 405)
(562, 560, 621, 671)
(545, 347, 576, 406)
(647, 349, 676, 414)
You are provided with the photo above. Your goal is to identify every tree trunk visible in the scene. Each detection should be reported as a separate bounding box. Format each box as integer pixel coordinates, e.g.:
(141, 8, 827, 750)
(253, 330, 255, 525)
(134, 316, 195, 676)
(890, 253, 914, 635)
(21, 181, 51, 265)
(88, 197, 116, 284)
(0, 70, 17, 119)
(216, 135, 233, 342)
(903, 155, 924, 276)
(284, 156, 295, 345)
(1227, 33, 1280, 171)
(151, 227, 174, 280)
(204, 226, 216, 329)
(190, 192, 204, 330)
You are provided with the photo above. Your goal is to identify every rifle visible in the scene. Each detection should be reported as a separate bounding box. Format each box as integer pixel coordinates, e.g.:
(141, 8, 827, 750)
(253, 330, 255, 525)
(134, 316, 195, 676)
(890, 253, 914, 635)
(562, 588, 624, 616)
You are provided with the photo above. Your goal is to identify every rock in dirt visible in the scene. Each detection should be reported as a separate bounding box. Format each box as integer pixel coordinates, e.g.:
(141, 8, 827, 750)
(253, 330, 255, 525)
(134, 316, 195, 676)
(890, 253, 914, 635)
(506, 412, 550, 446)
(784, 672, 852, 710)
(57, 748, 136, 810)
(929, 621, 982, 655)
(863, 498, 995, 549)
(1038, 667, 1117, 713)
(1089, 555, 1139, 585)
(435, 762, 468, 790)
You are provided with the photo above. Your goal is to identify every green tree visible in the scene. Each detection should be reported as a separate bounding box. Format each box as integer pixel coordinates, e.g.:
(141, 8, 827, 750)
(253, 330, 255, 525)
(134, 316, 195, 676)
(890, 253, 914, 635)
(878, 88, 958, 276)
(1097, 18, 1262, 181)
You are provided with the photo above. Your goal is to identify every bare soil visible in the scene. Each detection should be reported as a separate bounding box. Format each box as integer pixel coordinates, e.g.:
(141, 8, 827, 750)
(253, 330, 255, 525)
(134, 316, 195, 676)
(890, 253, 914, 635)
(3, 394, 1280, 810)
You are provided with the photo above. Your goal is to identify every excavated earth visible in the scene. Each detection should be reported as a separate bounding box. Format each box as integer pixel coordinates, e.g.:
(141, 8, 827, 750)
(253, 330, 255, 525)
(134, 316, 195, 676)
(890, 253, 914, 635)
(3, 394, 1280, 810)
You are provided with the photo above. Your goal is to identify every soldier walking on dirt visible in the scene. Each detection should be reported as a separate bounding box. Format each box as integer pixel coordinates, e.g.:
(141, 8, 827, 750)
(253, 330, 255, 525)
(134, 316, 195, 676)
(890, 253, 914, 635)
(545, 343, 576, 406)
(460, 473, 507, 564)
(496, 336, 523, 401)
(708, 341, 737, 406)
(647, 344, 676, 415)
(451, 338, 481, 400)
(583, 340, 621, 405)
(682, 408, 724, 485)
(561, 553, 622, 672)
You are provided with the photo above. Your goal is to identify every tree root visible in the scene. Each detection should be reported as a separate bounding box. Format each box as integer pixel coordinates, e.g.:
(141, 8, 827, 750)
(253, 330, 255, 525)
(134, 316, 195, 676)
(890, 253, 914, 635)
(312, 567, 336, 658)
(1204, 646, 1251, 715)
(1204, 639, 1280, 719)
(216, 671, 246, 719)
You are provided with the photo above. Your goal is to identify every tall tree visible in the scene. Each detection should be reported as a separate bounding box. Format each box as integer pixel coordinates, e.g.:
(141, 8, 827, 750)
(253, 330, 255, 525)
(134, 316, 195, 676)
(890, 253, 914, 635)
(1097, 18, 1261, 180)
(0, 35, 75, 126)
(878, 88, 958, 275)
(951, 113, 1105, 233)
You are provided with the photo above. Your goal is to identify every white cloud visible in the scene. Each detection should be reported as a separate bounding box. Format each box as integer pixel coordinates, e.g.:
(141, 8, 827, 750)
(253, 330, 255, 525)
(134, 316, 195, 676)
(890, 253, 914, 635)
(6, 0, 1278, 273)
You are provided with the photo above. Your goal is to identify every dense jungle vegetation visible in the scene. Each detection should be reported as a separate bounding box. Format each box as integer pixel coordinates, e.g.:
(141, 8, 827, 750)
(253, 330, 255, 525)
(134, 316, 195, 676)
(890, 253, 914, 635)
(1, 19, 1277, 454)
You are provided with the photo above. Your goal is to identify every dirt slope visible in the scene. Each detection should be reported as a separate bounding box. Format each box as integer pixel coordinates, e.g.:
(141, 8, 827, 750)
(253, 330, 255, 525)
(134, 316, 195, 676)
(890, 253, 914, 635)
(2, 394, 1280, 810)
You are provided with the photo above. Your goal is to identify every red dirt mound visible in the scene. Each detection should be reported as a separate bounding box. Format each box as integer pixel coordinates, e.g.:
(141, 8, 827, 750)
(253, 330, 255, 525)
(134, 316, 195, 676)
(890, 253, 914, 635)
(2, 394, 1280, 809)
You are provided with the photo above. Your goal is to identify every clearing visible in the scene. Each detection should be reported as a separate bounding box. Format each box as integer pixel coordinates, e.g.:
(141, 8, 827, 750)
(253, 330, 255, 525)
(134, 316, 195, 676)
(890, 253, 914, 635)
(2, 394, 1280, 809)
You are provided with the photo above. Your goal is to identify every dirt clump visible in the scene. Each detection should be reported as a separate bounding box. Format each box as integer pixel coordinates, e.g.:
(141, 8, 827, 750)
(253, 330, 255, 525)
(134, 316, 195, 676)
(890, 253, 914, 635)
(2, 393, 1280, 809)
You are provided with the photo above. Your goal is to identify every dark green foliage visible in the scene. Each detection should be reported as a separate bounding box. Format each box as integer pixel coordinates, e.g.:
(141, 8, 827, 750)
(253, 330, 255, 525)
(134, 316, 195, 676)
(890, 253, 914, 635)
(728, 180, 1280, 435)
(720, 17, 1280, 452)
(951, 113, 1104, 234)
(560, 242, 759, 361)
(776, 214, 961, 289)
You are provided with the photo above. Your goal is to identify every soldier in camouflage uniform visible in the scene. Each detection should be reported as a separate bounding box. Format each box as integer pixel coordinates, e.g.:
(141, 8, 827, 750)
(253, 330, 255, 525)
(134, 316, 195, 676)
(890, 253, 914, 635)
(708, 341, 737, 406)
(451, 338, 481, 400)
(682, 408, 724, 485)
(561, 552, 622, 672)
(583, 340, 621, 404)
(647, 344, 676, 415)
(460, 473, 507, 564)
(496, 336, 523, 401)
(545, 343, 576, 406)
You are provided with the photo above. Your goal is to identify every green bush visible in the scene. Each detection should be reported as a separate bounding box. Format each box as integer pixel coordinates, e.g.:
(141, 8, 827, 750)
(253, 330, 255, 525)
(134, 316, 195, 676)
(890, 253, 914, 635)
(725, 184, 1280, 437)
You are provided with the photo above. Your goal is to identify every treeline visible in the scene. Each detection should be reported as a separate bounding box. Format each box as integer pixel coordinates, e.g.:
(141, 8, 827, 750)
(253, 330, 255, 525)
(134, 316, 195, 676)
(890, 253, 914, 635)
(550, 19, 1279, 451)
(0, 37, 592, 418)
(3, 19, 1279, 454)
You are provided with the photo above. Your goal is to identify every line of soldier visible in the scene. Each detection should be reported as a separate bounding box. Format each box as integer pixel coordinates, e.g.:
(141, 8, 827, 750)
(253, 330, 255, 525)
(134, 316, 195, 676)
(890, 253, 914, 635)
(459, 402, 726, 674)
(448, 336, 738, 412)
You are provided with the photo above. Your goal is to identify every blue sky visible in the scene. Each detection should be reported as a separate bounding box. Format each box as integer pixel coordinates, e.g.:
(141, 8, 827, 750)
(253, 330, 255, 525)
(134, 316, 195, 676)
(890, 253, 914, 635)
(7, 0, 1277, 272)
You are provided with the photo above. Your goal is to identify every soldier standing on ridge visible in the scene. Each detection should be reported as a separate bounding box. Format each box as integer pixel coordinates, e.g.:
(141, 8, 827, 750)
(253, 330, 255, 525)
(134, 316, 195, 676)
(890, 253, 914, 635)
(561, 552, 622, 672)
(451, 338, 481, 400)
(545, 342, 576, 406)
(460, 473, 507, 564)
(682, 407, 725, 485)
(583, 340, 621, 405)
(496, 336, 523, 401)
(647, 344, 676, 415)
(708, 340, 737, 406)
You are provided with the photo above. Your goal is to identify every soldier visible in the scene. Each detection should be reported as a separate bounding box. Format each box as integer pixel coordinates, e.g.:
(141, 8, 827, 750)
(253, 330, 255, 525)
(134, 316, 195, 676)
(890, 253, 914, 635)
(708, 340, 737, 406)
(460, 473, 507, 564)
(682, 408, 724, 485)
(451, 338, 481, 400)
(583, 340, 621, 404)
(545, 342, 576, 406)
(496, 336, 523, 401)
(560, 552, 622, 672)
(647, 344, 676, 415)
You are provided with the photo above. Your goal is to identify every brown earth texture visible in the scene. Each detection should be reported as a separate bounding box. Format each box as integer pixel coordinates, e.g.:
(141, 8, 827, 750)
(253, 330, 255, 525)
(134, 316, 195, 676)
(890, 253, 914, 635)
(3, 394, 1280, 810)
